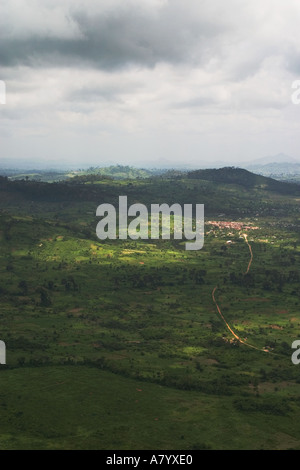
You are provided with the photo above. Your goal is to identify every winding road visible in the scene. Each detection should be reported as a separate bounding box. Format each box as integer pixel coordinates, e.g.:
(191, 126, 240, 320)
(212, 232, 269, 353)
(243, 233, 253, 275)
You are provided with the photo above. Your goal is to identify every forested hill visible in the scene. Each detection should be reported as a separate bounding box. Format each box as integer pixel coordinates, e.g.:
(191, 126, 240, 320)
(187, 167, 300, 194)
(1, 166, 300, 213)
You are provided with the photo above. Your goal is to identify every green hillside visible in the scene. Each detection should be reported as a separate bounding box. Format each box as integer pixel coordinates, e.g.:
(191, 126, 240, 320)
(187, 167, 300, 194)
(0, 168, 300, 449)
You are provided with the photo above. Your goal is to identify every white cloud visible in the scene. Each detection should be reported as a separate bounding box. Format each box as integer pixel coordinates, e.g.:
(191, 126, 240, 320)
(1, 0, 300, 166)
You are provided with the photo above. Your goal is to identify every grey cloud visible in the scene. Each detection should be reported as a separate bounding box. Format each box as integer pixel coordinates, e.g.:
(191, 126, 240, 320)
(2, 0, 300, 168)
(0, 108, 27, 120)
(68, 86, 121, 103)
(285, 50, 300, 76)
(67, 83, 139, 103)
(172, 95, 221, 109)
(0, 2, 227, 69)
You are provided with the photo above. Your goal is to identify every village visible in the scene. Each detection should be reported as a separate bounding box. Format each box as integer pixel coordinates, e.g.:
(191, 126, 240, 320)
(206, 221, 259, 231)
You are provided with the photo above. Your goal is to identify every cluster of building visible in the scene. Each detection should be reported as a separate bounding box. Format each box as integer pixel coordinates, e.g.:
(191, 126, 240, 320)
(206, 221, 259, 231)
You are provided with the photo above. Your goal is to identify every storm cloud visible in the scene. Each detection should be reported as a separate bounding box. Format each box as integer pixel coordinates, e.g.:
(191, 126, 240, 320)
(0, 0, 228, 69)
(1, 0, 300, 167)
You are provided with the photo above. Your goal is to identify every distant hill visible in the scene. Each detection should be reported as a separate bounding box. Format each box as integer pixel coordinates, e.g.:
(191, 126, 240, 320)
(247, 153, 298, 165)
(0, 165, 168, 182)
(187, 166, 300, 195)
(241, 153, 300, 180)
(69, 165, 168, 180)
(243, 162, 300, 178)
(1, 166, 300, 219)
(187, 167, 267, 186)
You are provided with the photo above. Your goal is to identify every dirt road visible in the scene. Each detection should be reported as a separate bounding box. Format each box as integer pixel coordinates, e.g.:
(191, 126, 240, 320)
(211, 233, 269, 353)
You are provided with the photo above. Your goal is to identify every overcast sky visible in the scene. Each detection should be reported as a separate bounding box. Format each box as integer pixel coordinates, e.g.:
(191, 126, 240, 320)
(1, 0, 300, 168)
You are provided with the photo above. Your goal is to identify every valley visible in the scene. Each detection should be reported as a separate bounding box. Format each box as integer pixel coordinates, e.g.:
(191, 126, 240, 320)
(0, 168, 300, 449)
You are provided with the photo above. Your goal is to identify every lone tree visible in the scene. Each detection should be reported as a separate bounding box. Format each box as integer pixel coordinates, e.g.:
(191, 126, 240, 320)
(39, 287, 52, 307)
(18, 280, 28, 295)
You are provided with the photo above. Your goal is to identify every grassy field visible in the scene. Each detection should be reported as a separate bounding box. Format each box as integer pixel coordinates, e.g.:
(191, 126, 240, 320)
(0, 173, 300, 449)
(1, 366, 300, 450)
